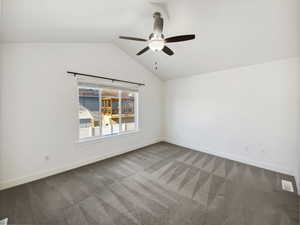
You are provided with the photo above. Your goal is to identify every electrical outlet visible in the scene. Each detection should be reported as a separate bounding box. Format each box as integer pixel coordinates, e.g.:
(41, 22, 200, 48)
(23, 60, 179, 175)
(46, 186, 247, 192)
(281, 180, 294, 192)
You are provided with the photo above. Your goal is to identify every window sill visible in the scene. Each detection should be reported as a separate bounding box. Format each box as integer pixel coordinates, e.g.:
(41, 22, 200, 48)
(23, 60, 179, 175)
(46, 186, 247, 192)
(77, 130, 140, 144)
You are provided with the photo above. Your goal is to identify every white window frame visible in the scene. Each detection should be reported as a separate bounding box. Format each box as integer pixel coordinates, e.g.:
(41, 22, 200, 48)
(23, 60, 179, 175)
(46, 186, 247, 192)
(78, 84, 139, 142)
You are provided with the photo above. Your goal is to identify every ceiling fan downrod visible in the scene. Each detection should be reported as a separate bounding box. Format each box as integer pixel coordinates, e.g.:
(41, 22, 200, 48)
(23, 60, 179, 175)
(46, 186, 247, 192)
(153, 12, 163, 35)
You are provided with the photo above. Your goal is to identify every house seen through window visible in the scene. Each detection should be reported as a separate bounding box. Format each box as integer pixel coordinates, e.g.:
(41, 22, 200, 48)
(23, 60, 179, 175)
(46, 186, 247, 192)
(79, 85, 137, 140)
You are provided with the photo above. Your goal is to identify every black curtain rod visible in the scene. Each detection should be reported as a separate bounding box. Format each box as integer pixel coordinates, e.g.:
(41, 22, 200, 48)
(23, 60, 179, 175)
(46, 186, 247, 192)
(67, 71, 145, 86)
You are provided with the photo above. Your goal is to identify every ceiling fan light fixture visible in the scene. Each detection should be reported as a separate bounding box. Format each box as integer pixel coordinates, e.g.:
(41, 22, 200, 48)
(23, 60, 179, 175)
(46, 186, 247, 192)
(148, 39, 165, 52)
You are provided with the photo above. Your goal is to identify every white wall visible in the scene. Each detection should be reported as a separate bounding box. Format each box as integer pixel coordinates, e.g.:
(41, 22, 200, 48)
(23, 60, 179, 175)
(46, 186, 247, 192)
(0, 44, 4, 186)
(0, 43, 163, 189)
(164, 58, 300, 191)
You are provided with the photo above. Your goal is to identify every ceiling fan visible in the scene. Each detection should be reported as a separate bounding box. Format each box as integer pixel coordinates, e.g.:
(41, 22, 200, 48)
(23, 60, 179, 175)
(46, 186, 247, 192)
(119, 12, 195, 56)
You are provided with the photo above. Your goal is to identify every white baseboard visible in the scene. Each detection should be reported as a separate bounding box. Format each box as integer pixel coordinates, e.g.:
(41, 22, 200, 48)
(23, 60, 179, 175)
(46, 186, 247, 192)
(0, 137, 163, 191)
(165, 138, 300, 194)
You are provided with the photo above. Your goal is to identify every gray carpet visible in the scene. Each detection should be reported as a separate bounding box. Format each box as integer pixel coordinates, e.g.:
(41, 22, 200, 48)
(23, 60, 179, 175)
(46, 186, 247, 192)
(0, 142, 299, 225)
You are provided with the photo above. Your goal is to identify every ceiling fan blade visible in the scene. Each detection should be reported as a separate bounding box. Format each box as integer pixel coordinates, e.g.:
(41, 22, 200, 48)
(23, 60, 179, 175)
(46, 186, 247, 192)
(165, 34, 195, 43)
(119, 36, 147, 42)
(162, 46, 174, 56)
(136, 46, 150, 55)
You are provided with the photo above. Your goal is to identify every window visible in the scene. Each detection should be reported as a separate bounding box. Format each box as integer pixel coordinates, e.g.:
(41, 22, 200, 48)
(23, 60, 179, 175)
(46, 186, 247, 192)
(78, 85, 138, 140)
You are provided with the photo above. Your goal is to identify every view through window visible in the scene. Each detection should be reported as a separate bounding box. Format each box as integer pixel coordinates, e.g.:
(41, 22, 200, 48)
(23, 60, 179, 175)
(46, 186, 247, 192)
(79, 85, 137, 139)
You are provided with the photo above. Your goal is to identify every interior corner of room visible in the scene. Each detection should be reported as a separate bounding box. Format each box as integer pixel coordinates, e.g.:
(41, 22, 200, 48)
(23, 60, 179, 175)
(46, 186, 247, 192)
(0, 0, 300, 224)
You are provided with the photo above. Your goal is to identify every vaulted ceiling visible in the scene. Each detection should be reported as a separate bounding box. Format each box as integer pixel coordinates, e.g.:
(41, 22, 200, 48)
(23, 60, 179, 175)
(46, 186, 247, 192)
(1, 0, 300, 80)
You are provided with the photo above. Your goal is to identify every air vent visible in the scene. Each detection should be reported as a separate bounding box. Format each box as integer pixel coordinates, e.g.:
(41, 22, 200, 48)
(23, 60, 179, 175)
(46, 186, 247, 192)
(0, 218, 8, 225)
(281, 180, 294, 192)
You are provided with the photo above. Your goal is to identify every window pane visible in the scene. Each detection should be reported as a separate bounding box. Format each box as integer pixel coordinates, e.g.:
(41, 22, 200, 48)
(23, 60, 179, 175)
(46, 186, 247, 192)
(101, 89, 119, 136)
(121, 91, 136, 132)
(79, 88, 100, 139)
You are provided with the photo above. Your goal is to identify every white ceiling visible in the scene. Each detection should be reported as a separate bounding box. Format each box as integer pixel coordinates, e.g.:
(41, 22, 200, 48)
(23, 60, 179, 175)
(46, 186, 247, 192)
(1, 0, 300, 80)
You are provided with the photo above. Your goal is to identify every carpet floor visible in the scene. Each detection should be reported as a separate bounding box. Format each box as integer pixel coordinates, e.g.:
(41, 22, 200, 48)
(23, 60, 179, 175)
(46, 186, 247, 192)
(0, 142, 299, 225)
